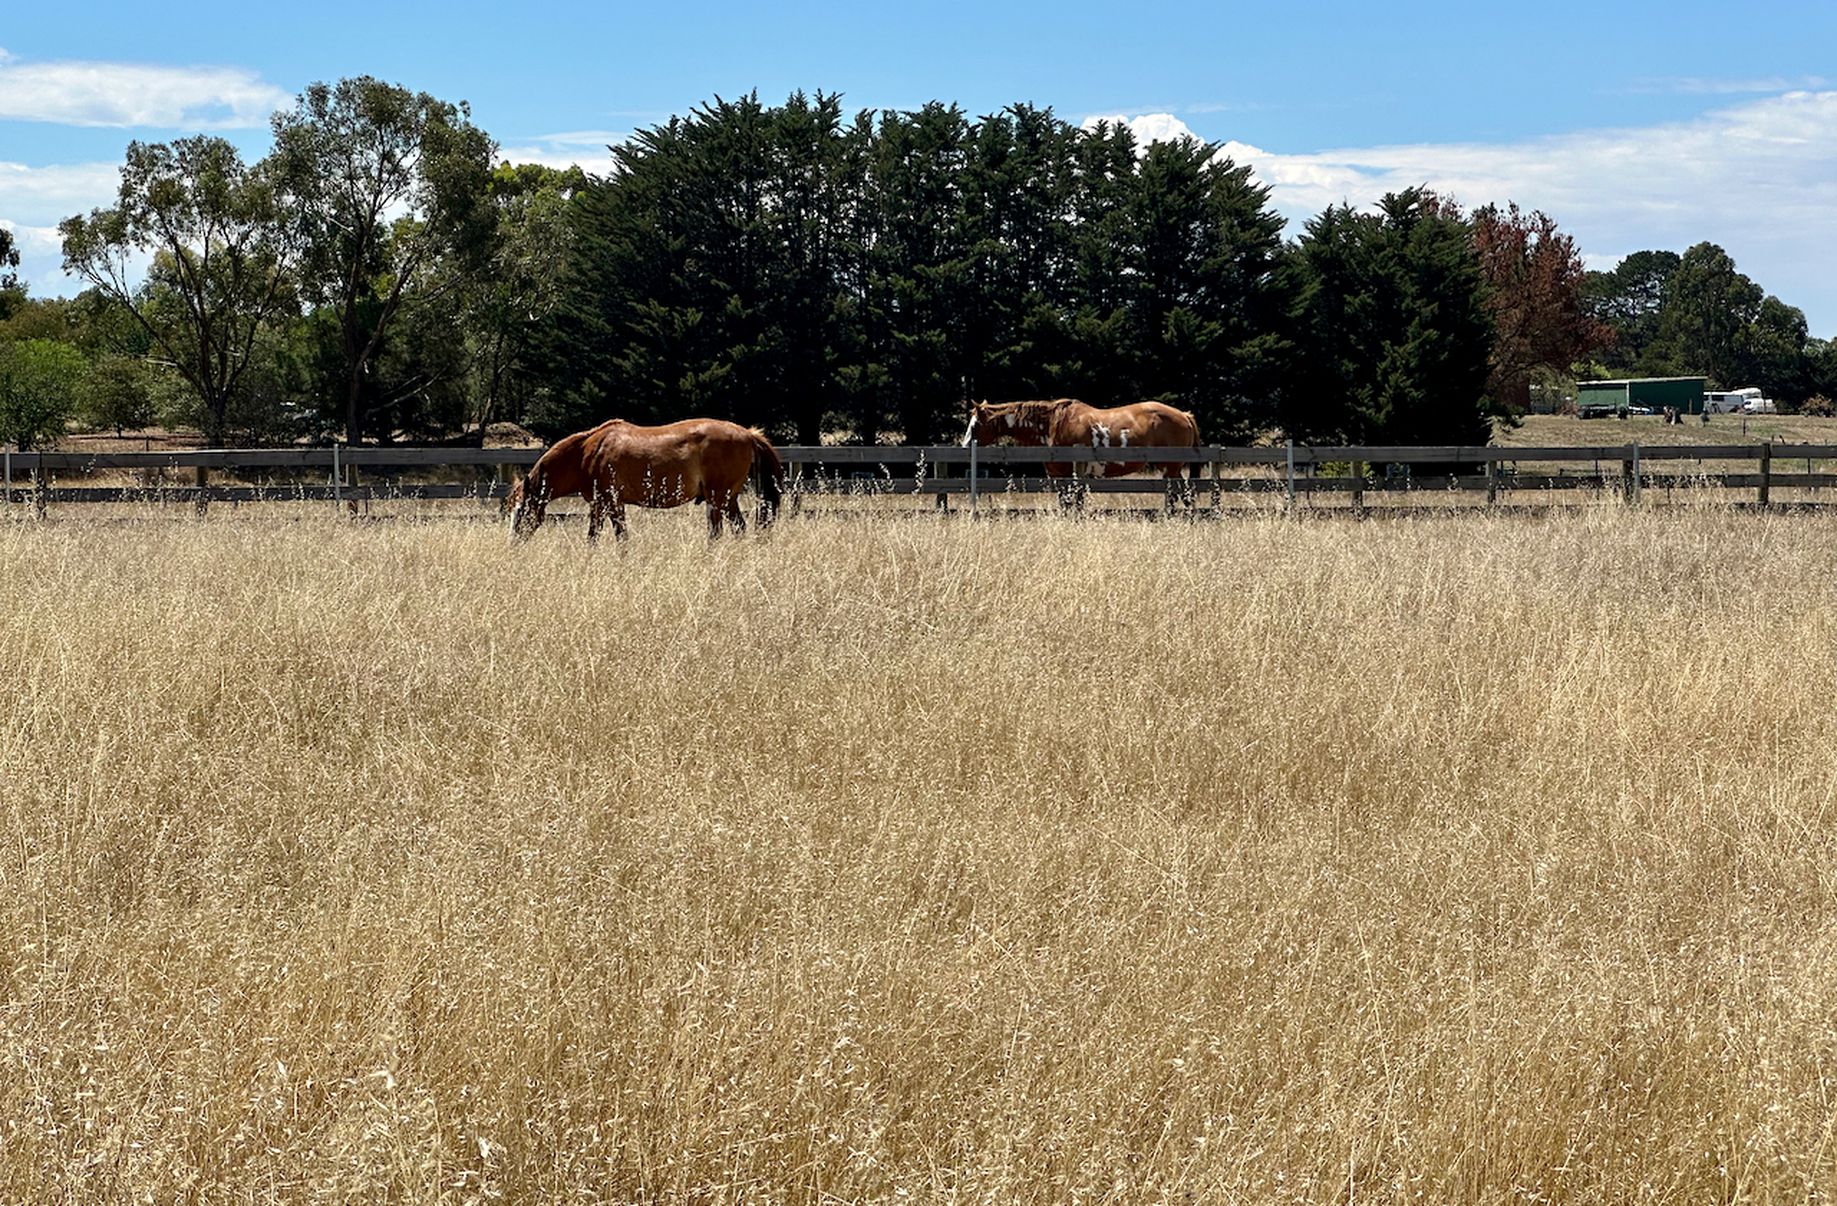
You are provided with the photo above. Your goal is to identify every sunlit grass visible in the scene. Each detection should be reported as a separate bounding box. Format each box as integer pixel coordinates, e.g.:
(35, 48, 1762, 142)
(4, 507, 1837, 1201)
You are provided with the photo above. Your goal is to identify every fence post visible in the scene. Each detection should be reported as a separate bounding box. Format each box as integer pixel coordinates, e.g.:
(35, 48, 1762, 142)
(496, 457, 514, 508)
(1758, 442, 1772, 509)
(1349, 459, 1364, 515)
(1485, 455, 1499, 508)
(3, 449, 9, 510)
(1285, 439, 1296, 515)
(1629, 443, 1641, 505)
(1210, 453, 1223, 514)
(969, 438, 978, 517)
(332, 444, 342, 510)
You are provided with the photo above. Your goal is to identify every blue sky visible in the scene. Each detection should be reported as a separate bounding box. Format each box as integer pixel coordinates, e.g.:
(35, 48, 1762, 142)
(6, 1, 1837, 332)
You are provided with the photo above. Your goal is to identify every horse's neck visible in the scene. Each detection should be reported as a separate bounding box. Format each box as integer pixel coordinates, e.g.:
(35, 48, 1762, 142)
(1011, 401, 1066, 442)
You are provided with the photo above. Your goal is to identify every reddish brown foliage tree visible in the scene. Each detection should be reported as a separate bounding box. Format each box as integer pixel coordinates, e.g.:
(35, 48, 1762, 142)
(1470, 203, 1611, 414)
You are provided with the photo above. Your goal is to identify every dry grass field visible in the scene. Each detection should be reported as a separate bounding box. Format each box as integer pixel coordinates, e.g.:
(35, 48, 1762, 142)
(1504, 412, 1837, 449)
(5, 506, 1837, 1202)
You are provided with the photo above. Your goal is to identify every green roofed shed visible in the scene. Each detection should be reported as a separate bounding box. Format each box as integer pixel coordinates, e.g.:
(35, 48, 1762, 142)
(1575, 377, 1708, 416)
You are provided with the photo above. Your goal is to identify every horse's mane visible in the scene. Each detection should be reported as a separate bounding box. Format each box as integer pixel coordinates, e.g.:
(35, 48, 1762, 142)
(989, 398, 1075, 432)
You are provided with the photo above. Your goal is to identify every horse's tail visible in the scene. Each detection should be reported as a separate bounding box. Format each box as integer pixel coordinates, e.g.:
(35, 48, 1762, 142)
(748, 430, 784, 528)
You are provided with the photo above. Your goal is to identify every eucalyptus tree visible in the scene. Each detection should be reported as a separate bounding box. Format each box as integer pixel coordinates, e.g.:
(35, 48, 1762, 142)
(467, 162, 585, 431)
(269, 76, 495, 442)
(1582, 250, 1681, 375)
(59, 136, 299, 445)
(0, 226, 18, 295)
(1654, 242, 1764, 390)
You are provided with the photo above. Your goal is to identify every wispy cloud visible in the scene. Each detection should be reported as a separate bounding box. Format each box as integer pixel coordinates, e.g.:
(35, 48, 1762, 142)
(0, 160, 119, 212)
(1092, 92, 1837, 332)
(1621, 75, 1829, 96)
(0, 51, 287, 128)
(498, 130, 629, 175)
(1182, 101, 1259, 115)
(2, 160, 127, 293)
(531, 129, 632, 146)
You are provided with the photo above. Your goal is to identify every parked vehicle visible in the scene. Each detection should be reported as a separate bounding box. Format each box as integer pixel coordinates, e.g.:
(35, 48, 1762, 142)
(1707, 386, 1774, 415)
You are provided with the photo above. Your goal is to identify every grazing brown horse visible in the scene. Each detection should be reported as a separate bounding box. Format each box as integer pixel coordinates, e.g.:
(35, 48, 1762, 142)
(962, 398, 1203, 480)
(507, 418, 783, 541)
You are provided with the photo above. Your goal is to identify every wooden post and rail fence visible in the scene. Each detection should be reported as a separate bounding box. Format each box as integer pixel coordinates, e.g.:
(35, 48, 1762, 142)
(2, 441, 1834, 514)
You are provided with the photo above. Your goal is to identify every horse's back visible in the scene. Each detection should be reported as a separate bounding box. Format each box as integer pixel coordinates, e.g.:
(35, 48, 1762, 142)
(1072, 400, 1199, 446)
(586, 418, 761, 507)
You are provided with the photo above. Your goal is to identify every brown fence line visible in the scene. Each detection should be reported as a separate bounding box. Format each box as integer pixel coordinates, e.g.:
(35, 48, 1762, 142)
(2, 442, 1834, 509)
(8, 441, 1837, 470)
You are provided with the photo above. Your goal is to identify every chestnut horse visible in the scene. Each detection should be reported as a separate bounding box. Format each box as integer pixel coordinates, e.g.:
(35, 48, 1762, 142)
(962, 398, 1203, 480)
(507, 418, 783, 541)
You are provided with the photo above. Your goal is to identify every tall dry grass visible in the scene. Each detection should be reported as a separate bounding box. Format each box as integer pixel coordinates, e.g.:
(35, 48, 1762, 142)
(3, 507, 1837, 1202)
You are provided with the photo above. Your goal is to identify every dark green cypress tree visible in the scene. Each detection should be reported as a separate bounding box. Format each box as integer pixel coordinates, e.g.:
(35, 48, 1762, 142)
(1123, 137, 1291, 441)
(1285, 189, 1495, 446)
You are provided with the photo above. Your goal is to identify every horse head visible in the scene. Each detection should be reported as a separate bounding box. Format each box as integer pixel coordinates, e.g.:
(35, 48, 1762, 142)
(962, 401, 994, 447)
(505, 472, 546, 540)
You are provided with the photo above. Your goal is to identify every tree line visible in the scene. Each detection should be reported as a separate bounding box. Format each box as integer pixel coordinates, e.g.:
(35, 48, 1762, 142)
(2, 82, 1833, 452)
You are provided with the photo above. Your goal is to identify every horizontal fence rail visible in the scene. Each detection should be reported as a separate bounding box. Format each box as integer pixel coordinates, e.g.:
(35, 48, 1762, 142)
(4, 441, 1835, 512)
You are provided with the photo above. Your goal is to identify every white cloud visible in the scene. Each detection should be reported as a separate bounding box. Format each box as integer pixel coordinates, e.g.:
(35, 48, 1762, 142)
(532, 129, 631, 147)
(1, 218, 78, 296)
(1101, 93, 1837, 333)
(1, 161, 123, 294)
(1080, 112, 1203, 148)
(0, 55, 287, 128)
(497, 131, 628, 176)
(0, 160, 119, 213)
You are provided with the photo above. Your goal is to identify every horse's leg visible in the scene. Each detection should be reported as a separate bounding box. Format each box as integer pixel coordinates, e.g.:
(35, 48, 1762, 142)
(587, 487, 606, 543)
(608, 500, 628, 542)
(706, 500, 723, 539)
(725, 493, 746, 536)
